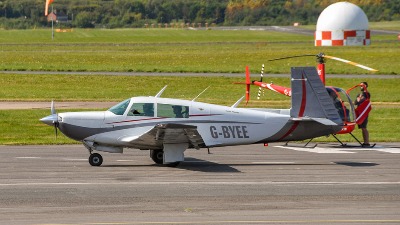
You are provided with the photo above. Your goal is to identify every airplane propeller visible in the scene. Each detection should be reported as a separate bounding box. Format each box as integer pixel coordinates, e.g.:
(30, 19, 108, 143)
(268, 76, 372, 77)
(266, 52, 378, 72)
(40, 100, 59, 139)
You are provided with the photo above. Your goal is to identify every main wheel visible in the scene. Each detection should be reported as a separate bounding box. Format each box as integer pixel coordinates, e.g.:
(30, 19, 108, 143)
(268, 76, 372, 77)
(89, 153, 103, 166)
(150, 150, 180, 167)
(150, 149, 164, 165)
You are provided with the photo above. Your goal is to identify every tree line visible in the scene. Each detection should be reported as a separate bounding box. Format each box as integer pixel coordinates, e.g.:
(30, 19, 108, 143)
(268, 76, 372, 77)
(0, 0, 399, 29)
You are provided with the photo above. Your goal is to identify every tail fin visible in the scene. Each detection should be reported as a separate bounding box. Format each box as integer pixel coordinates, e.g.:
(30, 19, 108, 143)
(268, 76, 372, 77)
(290, 67, 342, 125)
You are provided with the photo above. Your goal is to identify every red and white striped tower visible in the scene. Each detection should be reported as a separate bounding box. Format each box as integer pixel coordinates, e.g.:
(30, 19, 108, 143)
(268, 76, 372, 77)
(315, 2, 370, 46)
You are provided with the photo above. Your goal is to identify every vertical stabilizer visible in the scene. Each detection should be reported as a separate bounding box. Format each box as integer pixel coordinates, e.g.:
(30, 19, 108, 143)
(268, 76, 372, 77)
(290, 67, 342, 125)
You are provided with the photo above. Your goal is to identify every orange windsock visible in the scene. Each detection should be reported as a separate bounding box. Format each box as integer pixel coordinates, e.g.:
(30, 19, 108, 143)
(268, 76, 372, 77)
(45, 0, 54, 16)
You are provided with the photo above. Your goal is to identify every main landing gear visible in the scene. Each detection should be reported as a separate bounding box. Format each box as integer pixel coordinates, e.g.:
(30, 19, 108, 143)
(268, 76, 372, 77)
(85, 145, 181, 167)
(87, 150, 180, 167)
(89, 153, 103, 166)
(150, 149, 180, 167)
(332, 133, 376, 148)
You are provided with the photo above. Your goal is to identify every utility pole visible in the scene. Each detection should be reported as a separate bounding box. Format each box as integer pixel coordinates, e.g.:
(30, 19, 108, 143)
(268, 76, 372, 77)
(51, 5, 54, 40)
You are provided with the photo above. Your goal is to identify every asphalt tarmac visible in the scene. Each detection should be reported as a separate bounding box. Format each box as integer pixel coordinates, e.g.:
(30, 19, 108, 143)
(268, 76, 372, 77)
(0, 143, 399, 225)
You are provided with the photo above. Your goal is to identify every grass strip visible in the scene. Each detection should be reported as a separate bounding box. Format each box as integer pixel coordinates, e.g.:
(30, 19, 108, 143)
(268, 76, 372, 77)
(1, 74, 399, 103)
(1, 29, 399, 74)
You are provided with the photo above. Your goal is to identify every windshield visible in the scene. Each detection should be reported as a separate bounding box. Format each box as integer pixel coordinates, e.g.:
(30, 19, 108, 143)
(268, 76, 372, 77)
(108, 99, 130, 115)
(327, 87, 355, 122)
(336, 88, 355, 122)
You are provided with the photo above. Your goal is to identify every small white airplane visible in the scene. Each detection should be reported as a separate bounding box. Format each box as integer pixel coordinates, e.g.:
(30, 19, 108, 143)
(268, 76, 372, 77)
(41, 67, 342, 167)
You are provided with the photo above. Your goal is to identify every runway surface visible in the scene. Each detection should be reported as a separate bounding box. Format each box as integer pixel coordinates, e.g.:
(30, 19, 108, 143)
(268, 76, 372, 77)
(1, 143, 399, 225)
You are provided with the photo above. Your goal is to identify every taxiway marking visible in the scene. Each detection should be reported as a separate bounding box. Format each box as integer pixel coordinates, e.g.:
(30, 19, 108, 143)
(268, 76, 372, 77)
(252, 161, 295, 164)
(276, 146, 400, 154)
(36, 219, 400, 224)
(15, 157, 41, 159)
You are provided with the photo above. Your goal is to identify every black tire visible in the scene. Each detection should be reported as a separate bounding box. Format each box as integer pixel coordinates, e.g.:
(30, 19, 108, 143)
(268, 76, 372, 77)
(150, 149, 164, 165)
(89, 153, 103, 166)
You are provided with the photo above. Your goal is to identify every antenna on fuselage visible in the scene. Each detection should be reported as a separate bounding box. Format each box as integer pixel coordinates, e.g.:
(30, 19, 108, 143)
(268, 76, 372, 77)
(231, 96, 245, 108)
(192, 86, 210, 102)
(155, 85, 167, 98)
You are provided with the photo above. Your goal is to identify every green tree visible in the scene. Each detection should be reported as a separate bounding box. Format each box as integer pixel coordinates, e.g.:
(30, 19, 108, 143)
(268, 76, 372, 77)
(73, 11, 95, 28)
(0, 0, 398, 29)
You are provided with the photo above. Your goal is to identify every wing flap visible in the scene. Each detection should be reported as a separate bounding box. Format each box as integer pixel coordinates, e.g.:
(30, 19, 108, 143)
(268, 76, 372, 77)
(120, 123, 205, 149)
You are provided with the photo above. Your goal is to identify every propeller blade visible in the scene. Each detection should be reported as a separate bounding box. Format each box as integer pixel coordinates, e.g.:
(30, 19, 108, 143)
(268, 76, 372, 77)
(259, 64, 265, 82)
(266, 54, 315, 62)
(50, 100, 59, 139)
(245, 66, 251, 104)
(257, 64, 265, 100)
(266, 53, 378, 72)
(54, 122, 58, 139)
(323, 55, 378, 72)
(51, 100, 56, 115)
(257, 87, 263, 100)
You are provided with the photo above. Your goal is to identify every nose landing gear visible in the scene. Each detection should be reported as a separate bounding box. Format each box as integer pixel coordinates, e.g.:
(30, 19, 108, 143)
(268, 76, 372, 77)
(89, 153, 103, 166)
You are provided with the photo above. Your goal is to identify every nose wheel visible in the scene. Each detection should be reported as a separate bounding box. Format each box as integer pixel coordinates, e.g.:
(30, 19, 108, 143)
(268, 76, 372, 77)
(89, 153, 103, 166)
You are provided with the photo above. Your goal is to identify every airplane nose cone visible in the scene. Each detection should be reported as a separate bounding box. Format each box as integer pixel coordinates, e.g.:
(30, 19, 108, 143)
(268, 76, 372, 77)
(40, 114, 58, 126)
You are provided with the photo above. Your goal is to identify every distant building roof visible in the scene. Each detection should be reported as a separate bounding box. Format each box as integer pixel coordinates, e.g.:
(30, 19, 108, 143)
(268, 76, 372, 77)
(47, 11, 68, 22)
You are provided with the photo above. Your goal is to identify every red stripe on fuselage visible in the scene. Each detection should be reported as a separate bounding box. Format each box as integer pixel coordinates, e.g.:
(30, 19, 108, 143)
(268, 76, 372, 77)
(106, 114, 223, 124)
(278, 121, 300, 141)
(189, 114, 222, 117)
(107, 117, 163, 124)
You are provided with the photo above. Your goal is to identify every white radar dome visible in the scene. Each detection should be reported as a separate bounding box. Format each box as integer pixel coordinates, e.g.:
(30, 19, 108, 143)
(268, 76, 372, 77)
(315, 1, 371, 46)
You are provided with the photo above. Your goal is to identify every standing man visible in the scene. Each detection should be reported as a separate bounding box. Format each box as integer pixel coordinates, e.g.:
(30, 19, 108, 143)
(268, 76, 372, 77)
(354, 82, 371, 146)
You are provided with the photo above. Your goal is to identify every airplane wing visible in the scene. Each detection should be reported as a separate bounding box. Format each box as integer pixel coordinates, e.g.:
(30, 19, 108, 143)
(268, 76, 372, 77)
(119, 123, 205, 149)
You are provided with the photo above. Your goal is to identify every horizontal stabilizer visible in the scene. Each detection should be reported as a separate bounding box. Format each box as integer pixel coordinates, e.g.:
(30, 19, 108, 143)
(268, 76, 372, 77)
(291, 117, 339, 126)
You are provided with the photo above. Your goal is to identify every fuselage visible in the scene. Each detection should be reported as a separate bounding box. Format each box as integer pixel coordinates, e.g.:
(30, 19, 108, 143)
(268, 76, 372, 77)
(39, 67, 347, 166)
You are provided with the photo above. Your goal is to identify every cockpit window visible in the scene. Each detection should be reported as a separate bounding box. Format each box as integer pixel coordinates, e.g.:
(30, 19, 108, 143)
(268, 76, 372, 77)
(337, 89, 355, 122)
(128, 103, 154, 117)
(108, 99, 130, 115)
(327, 87, 354, 122)
(157, 103, 189, 118)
